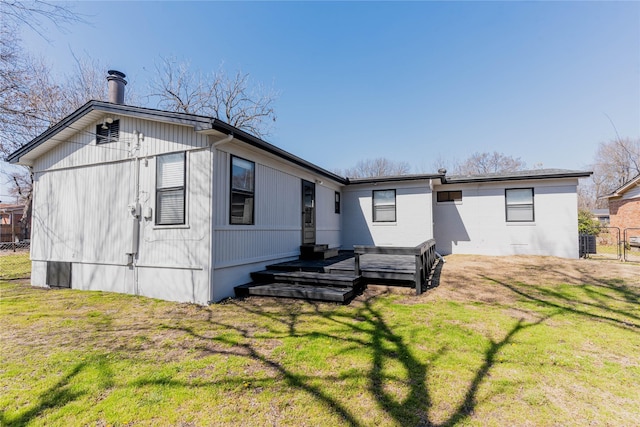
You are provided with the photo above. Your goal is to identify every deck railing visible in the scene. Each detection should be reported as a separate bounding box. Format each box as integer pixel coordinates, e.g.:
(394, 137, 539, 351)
(353, 239, 437, 295)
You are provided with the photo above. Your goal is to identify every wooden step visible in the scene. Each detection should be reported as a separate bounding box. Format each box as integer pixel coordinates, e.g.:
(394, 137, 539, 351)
(299, 244, 339, 260)
(251, 270, 360, 288)
(235, 282, 354, 303)
(300, 244, 329, 253)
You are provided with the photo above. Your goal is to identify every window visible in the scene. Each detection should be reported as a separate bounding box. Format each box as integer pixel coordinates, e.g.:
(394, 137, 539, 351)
(156, 152, 186, 225)
(335, 191, 341, 214)
(373, 189, 396, 222)
(505, 188, 534, 222)
(230, 156, 255, 225)
(96, 120, 119, 144)
(437, 190, 462, 203)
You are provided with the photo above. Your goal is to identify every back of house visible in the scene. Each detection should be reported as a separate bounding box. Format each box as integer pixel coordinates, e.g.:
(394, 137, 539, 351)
(7, 72, 592, 304)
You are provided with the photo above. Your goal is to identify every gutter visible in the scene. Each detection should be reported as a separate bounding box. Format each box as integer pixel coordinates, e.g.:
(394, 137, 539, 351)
(210, 120, 348, 185)
(443, 171, 593, 184)
(347, 174, 444, 185)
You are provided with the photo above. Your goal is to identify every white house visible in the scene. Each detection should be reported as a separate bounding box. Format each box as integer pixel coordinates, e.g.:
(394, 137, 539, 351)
(7, 72, 591, 304)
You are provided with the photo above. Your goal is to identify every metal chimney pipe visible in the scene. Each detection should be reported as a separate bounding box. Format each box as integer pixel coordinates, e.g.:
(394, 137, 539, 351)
(107, 70, 127, 104)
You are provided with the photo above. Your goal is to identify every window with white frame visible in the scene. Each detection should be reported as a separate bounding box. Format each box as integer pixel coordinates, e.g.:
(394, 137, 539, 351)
(505, 188, 534, 222)
(373, 189, 396, 222)
(156, 152, 186, 225)
(230, 156, 255, 225)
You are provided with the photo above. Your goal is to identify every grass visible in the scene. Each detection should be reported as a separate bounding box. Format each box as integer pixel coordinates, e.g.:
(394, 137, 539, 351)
(1, 255, 639, 426)
(0, 251, 30, 280)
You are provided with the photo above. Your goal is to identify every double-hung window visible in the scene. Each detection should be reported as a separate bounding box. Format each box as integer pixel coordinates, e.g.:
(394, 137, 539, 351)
(373, 189, 396, 222)
(230, 156, 255, 225)
(156, 152, 186, 225)
(505, 188, 534, 222)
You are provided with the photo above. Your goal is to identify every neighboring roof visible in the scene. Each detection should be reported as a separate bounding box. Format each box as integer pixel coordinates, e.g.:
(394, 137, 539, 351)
(0, 203, 24, 212)
(443, 168, 592, 184)
(591, 209, 610, 217)
(7, 100, 347, 184)
(603, 173, 640, 199)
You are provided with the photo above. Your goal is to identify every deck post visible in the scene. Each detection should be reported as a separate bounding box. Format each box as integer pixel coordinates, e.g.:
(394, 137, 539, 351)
(415, 251, 422, 295)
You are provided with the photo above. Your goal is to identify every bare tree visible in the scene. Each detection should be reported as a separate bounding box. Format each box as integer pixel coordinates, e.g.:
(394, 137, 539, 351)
(149, 57, 278, 138)
(592, 138, 640, 193)
(339, 158, 411, 179)
(453, 151, 526, 175)
(1, 0, 85, 40)
(0, 2, 94, 221)
(588, 137, 640, 208)
(577, 179, 598, 211)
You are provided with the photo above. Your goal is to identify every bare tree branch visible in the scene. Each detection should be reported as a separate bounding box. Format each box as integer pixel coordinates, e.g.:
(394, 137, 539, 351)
(453, 151, 527, 175)
(590, 137, 640, 208)
(1, 0, 86, 41)
(149, 57, 278, 138)
(342, 158, 412, 179)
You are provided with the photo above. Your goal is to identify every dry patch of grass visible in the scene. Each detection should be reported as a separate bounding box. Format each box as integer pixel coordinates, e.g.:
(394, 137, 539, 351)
(1, 255, 639, 426)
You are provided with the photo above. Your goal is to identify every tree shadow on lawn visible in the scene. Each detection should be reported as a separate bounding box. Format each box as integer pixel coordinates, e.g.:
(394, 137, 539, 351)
(1, 354, 113, 427)
(158, 292, 550, 427)
(484, 275, 640, 332)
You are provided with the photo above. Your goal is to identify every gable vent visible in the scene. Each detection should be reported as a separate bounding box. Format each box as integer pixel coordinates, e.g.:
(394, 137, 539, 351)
(96, 119, 120, 144)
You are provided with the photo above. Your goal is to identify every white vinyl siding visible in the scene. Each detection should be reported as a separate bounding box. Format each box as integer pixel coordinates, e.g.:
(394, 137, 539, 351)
(156, 152, 186, 225)
(373, 189, 396, 222)
(505, 188, 534, 222)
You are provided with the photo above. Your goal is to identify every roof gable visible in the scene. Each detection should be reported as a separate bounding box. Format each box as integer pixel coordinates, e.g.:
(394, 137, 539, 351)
(7, 101, 347, 184)
(605, 173, 640, 199)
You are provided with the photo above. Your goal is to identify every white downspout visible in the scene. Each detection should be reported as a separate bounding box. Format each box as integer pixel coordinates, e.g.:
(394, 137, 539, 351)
(213, 133, 234, 148)
(207, 132, 234, 304)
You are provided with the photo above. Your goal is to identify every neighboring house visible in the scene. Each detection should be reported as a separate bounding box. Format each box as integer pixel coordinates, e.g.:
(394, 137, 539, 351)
(7, 73, 592, 304)
(604, 174, 640, 240)
(0, 203, 28, 242)
(591, 209, 610, 226)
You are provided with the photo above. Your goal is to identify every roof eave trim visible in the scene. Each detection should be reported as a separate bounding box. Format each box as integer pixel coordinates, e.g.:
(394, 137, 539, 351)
(346, 174, 444, 185)
(443, 171, 593, 184)
(211, 120, 347, 185)
(604, 174, 640, 198)
(7, 101, 215, 164)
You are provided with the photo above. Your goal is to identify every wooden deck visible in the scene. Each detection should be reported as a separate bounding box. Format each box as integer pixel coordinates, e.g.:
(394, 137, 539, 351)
(326, 254, 417, 282)
(235, 282, 356, 302)
(235, 248, 435, 303)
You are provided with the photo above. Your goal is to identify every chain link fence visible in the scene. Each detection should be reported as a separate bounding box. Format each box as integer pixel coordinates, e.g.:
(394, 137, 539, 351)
(581, 227, 640, 263)
(0, 242, 31, 279)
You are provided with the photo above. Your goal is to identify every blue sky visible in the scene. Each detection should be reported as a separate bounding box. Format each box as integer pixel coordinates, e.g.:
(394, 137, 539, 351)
(1, 1, 639, 200)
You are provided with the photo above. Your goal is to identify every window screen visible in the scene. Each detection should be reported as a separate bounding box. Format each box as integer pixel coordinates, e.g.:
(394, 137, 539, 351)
(505, 188, 534, 222)
(230, 156, 255, 225)
(373, 189, 396, 222)
(156, 152, 186, 225)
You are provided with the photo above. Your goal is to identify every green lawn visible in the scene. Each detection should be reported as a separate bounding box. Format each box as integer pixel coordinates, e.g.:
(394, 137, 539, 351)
(0, 251, 30, 280)
(1, 255, 639, 426)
